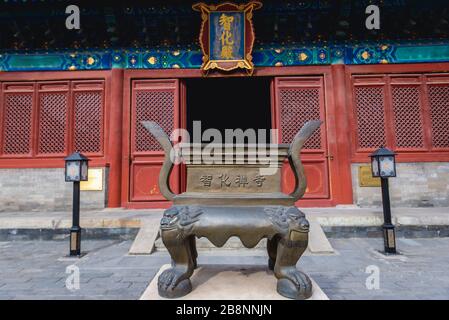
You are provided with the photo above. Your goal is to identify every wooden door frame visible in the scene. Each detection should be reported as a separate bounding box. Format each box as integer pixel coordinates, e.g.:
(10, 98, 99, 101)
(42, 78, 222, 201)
(121, 66, 353, 208)
(272, 76, 331, 205)
(121, 75, 180, 208)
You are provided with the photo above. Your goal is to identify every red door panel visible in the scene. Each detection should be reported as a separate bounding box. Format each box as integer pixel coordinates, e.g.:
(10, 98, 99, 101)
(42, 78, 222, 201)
(129, 79, 180, 203)
(130, 160, 165, 201)
(273, 76, 330, 204)
(281, 158, 329, 199)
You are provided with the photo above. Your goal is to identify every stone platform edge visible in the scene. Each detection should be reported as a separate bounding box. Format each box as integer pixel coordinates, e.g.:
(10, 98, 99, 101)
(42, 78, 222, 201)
(0, 207, 448, 229)
(140, 264, 329, 300)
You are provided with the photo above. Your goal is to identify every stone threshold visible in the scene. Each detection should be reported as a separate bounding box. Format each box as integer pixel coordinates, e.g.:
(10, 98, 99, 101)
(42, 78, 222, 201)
(1, 225, 448, 242)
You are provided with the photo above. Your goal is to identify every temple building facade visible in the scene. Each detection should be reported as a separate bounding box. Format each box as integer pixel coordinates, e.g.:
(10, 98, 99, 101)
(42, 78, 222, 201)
(0, 1, 448, 211)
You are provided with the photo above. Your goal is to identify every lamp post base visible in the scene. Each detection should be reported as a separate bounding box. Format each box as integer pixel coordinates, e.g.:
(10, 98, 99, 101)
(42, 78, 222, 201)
(70, 226, 82, 256)
(382, 223, 397, 254)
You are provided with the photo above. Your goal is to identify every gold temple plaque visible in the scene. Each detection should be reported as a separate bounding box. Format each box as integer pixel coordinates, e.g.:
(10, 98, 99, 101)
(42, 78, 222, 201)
(358, 165, 381, 187)
(80, 168, 103, 191)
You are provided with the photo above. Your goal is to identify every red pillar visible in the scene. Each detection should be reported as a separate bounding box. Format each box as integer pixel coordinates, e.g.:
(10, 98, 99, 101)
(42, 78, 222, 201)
(331, 64, 353, 204)
(107, 69, 124, 207)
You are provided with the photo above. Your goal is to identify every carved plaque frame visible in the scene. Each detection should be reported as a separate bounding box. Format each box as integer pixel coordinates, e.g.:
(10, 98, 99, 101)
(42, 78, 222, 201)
(192, 1, 262, 75)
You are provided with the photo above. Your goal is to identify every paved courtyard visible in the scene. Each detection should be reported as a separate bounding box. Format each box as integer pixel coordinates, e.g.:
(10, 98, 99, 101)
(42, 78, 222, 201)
(0, 237, 448, 300)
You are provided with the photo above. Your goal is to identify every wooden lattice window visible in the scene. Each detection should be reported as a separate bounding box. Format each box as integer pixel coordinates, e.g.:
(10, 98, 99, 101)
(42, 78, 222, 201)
(37, 91, 69, 156)
(134, 90, 175, 152)
(2, 92, 34, 155)
(351, 74, 449, 159)
(391, 85, 425, 150)
(276, 77, 325, 151)
(428, 84, 449, 149)
(73, 87, 104, 155)
(279, 87, 322, 149)
(0, 80, 105, 159)
(354, 85, 386, 150)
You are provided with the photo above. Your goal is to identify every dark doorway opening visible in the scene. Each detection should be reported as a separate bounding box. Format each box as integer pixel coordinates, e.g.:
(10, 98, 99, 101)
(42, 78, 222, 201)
(185, 77, 272, 143)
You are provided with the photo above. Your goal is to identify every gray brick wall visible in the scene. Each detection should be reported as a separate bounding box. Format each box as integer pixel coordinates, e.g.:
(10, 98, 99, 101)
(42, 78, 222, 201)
(2, 164, 447, 211)
(0, 168, 108, 212)
(352, 163, 449, 207)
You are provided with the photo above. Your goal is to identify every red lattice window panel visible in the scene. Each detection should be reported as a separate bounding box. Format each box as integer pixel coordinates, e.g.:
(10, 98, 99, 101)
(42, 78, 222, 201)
(134, 90, 175, 152)
(391, 85, 425, 149)
(73, 91, 103, 154)
(2, 93, 33, 155)
(37, 92, 68, 155)
(428, 85, 449, 149)
(354, 86, 386, 150)
(279, 88, 322, 149)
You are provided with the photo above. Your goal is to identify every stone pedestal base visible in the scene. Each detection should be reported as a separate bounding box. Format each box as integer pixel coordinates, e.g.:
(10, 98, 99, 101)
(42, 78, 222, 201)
(140, 264, 328, 300)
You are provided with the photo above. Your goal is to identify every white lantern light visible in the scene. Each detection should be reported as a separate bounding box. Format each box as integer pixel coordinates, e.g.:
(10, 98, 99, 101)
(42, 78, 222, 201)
(379, 155, 396, 177)
(65, 152, 89, 182)
(370, 147, 396, 178)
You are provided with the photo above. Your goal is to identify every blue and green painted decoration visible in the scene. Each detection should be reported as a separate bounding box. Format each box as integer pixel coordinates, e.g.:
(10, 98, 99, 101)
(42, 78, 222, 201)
(1, 41, 449, 71)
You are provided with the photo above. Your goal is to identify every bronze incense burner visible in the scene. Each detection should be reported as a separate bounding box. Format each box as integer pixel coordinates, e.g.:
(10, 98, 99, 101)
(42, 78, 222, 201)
(143, 120, 321, 300)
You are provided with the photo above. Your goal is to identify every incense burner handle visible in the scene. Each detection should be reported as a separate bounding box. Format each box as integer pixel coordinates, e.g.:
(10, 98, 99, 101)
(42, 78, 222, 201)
(287, 120, 322, 202)
(141, 121, 176, 201)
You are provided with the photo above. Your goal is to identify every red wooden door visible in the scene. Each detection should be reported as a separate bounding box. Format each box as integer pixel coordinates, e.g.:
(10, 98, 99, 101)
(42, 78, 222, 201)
(272, 76, 330, 205)
(129, 79, 180, 203)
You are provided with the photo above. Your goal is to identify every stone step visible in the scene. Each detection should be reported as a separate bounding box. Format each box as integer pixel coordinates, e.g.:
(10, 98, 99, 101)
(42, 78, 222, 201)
(128, 220, 159, 255)
(141, 264, 329, 300)
(308, 216, 334, 254)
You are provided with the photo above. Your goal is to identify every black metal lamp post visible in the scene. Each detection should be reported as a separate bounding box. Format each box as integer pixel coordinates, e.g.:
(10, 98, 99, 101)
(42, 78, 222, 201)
(370, 147, 397, 254)
(64, 152, 89, 256)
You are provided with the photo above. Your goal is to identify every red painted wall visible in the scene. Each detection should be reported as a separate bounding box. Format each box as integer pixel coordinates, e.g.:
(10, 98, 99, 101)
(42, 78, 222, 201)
(1, 63, 448, 209)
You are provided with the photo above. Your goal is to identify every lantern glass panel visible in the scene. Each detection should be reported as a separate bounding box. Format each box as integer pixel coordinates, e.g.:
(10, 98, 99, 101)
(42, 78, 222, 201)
(66, 161, 81, 182)
(81, 161, 89, 181)
(379, 156, 396, 177)
(371, 157, 380, 177)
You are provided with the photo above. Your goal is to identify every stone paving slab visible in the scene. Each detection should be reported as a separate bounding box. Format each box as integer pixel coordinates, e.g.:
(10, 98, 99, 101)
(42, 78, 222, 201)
(0, 238, 448, 299)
